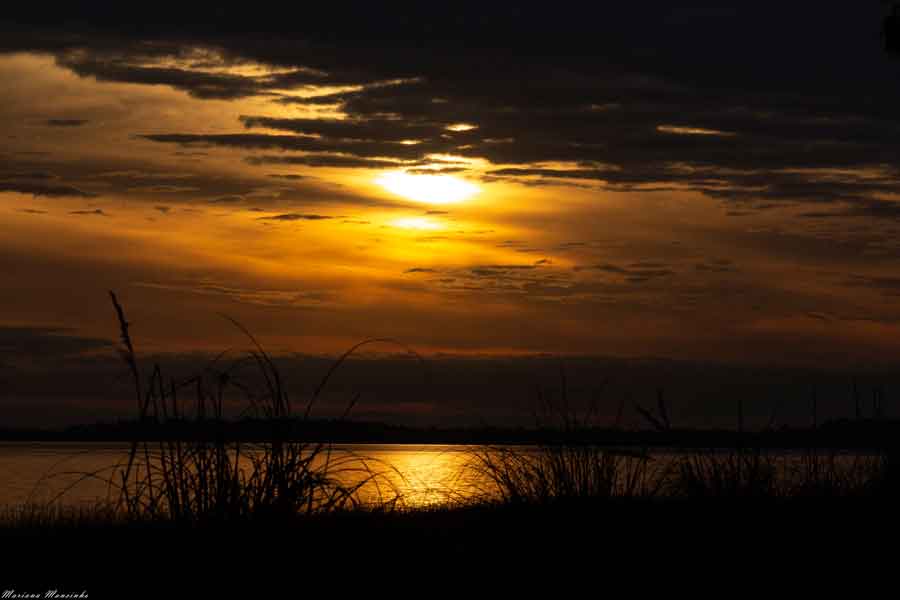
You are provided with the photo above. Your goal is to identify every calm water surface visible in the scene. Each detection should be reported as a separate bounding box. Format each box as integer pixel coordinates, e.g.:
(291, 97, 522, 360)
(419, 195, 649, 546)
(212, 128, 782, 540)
(0, 442, 499, 508)
(0, 442, 879, 510)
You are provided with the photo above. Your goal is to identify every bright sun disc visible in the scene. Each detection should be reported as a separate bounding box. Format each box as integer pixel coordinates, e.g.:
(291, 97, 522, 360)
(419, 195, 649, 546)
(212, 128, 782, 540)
(391, 217, 443, 231)
(375, 171, 479, 204)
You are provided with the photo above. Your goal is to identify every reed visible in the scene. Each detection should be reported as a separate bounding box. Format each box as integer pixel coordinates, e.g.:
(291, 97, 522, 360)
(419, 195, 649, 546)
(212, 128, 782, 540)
(100, 291, 406, 523)
(470, 365, 662, 504)
(670, 448, 779, 498)
(469, 367, 900, 505)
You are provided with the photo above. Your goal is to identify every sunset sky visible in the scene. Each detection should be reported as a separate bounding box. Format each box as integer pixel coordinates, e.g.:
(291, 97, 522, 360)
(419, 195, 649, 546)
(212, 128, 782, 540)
(2, 4, 900, 425)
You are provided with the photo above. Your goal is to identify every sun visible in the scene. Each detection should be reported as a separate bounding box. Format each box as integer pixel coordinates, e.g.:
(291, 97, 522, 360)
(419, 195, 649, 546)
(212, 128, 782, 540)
(391, 216, 443, 231)
(375, 171, 479, 204)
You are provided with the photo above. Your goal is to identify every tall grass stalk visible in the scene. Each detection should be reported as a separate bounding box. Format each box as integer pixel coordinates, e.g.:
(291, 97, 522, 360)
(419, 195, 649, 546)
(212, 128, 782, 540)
(471, 365, 662, 504)
(103, 291, 410, 523)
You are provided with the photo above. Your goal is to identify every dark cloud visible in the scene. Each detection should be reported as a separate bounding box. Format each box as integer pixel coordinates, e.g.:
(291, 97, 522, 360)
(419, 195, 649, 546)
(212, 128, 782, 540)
(842, 199, 900, 220)
(798, 211, 845, 219)
(45, 119, 89, 127)
(844, 275, 900, 296)
(141, 75, 900, 221)
(406, 167, 468, 175)
(474, 264, 537, 271)
(135, 281, 334, 309)
(0, 156, 381, 209)
(245, 154, 403, 169)
(40, 33, 422, 101)
(467, 265, 538, 279)
(239, 115, 442, 143)
(256, 213, 333, 221)
(0, 179, 96, 198)
(389, 260, 591, 302)
(695, 260, 738, 273)
(1, 171, 56, 180)
(210, 195, 245, 204)
(141, 133, 443, 161)
(576, 263, 675, 283)
(55, 53, 272, 100)
(0, 326, 111, 360)
(586, 264, 627, 275)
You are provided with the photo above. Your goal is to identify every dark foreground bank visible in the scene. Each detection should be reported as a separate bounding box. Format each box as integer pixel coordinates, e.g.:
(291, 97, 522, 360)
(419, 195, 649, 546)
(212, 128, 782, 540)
(2, 498, 897, 597)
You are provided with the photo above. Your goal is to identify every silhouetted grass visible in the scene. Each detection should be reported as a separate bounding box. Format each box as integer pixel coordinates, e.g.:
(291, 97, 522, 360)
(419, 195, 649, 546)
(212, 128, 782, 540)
(470, 443, 900, 506)
(72, 292, 417, 523)
(469, 366, 900, 505)
(470, 445, 660, 504)
(672, 448, 779, 498)
(470, 366, 663, 504)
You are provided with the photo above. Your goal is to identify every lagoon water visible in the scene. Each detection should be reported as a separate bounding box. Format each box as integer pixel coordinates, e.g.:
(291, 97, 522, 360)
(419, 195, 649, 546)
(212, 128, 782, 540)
(0, 442, 880, 510)
(0, 442, 501, 509)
